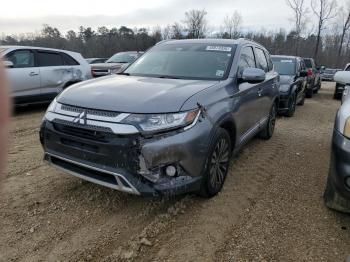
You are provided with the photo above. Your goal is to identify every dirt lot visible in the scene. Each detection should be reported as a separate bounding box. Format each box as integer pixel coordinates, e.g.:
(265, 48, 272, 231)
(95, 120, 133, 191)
(1, 82, 350, 261)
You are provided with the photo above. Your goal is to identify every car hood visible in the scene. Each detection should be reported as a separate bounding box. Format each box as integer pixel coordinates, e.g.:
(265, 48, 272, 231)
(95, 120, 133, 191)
(279, 75, 295, 85)
(91, 63, 126, 70)
(57, 75, 219, 113)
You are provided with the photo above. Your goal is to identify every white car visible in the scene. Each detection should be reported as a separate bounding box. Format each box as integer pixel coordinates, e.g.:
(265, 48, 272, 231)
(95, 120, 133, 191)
(1, 46, 92, 105)
(324, 71, 350, 212)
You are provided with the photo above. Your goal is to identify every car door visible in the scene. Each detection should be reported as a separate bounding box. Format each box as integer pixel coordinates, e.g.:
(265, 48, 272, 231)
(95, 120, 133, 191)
(4, 49, 41, 100)
(234, 46, 262, 144)
(253, 47, 277, 125)
(36, 50, 74, 98)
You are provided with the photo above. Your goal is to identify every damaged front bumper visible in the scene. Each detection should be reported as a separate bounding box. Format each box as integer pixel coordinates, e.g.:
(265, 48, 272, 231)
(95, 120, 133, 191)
(40, 114, 211, 197)
(328, 129, 350, 200)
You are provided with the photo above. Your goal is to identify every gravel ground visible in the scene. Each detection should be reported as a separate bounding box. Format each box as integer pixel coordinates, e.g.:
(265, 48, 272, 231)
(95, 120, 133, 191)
(1, 82, 350, 261)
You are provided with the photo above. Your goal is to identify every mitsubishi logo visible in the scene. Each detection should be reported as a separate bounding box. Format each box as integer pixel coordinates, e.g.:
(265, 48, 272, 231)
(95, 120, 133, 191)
(73, 111, 87, 125)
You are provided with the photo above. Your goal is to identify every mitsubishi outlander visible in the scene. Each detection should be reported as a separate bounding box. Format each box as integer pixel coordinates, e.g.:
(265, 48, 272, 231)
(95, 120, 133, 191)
(40, 39, 279, 197)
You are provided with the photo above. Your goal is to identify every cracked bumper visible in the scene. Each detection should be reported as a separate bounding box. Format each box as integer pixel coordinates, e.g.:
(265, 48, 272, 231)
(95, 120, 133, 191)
(40, 118, 212, 197)
(328, 129, 350, 199)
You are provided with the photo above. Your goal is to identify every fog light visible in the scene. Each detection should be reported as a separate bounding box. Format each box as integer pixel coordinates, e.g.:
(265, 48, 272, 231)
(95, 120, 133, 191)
(165, 165, 177, 177)
(346, 177, 350, 189)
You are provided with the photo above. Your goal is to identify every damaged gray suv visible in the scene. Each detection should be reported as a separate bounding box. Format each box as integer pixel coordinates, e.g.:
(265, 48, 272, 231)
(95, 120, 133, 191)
(40, 39, 279, 197)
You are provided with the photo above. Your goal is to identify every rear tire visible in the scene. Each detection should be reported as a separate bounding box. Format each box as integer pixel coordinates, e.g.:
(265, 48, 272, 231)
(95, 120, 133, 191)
(198, 128, 232, 198)
(259, 103, 276, 140)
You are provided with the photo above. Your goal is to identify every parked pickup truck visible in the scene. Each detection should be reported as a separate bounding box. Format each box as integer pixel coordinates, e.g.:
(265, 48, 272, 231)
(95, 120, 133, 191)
(40, 39, 279, 198)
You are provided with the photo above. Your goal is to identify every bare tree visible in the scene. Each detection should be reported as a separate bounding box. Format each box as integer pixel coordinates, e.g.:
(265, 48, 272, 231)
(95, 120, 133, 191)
(222, 11, 243, 39)
(311, 0, 337, 59)
(337, 3, 350, 59)
(286, 0, 309, 55)
(184, 9, 208, 38)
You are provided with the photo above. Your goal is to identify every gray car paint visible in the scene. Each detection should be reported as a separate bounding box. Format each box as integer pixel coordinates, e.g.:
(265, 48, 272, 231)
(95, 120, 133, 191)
(41, 39, 280, 196)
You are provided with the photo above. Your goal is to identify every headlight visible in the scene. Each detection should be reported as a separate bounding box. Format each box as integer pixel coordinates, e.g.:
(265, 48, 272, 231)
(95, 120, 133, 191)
(110, 68, 120, 74)
(46, 98, 58, 113)
(344, 117, 350, 138)
(43, 99, 58, 121)
(122, 109, 200, 132)
(279, 85, 290, 93)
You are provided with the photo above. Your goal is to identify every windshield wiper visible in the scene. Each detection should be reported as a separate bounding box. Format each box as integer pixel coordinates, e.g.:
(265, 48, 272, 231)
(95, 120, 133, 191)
(156, 75, 180, 79)
(117, 72, 130, 76)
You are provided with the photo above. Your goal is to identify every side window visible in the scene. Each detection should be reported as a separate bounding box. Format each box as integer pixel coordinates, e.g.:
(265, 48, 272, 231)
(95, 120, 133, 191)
(6, 50, 35, 68)
(38, 51, 64, 67)
(238, 46, 256, 76)
(61, 53, 80, 66)
(346, 65, 350, 71)
(254, 48, 269, 72)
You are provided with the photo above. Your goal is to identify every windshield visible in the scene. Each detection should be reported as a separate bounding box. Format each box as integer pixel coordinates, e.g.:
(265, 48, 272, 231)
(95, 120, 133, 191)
(124, 43, 236, 80)
(324, 69, 336, 74)
(107, 53, 139, 63)
(271, 58, 296, 75)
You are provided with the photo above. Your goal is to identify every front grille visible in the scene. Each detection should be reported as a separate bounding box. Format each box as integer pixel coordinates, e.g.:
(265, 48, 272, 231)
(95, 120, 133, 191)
(61, 104, 120, 118)
(53, 121, 112, 142)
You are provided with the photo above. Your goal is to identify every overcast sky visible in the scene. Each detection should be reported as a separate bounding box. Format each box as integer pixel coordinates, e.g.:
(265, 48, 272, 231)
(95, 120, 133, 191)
(0, 0, 348, 35)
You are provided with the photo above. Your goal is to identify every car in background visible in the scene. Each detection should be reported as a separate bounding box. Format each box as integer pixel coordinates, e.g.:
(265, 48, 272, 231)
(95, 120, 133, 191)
(40, 39, 279, 197)
(85, 58, 107, 64)
(0, 46, 92, 105)
(90, 51, 143, 77)
(334, 63, 350, 100)
(271, 55, 307, 117)
(303, 57, 321, 98)
(324, 71, 350, 213)
(321, 68, 341, 81)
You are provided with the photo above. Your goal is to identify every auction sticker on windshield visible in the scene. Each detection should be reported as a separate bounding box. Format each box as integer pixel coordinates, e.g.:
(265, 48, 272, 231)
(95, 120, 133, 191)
(281, 60, 293, 63)
(206, 46, 232, 52)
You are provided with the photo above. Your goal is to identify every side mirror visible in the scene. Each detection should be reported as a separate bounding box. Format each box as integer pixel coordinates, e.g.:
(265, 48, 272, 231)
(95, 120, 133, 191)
(334, 71, 350, 85)
(240, 68, 266, 84)
(300, 70, 308, 77)
(3, 60, 14, 68)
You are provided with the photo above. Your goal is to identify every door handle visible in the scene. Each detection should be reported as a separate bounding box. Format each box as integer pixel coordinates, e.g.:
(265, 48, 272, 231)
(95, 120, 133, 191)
(29, 72, 39, 76)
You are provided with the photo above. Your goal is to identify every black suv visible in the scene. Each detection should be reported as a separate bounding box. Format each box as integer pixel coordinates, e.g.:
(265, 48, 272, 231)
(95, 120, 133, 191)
(303, 57, 321, 98)
(40, 39, 279, 197)
(271, 55, 307, 117)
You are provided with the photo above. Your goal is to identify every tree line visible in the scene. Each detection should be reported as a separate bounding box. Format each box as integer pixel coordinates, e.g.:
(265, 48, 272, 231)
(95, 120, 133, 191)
(1, 0, 349, 68)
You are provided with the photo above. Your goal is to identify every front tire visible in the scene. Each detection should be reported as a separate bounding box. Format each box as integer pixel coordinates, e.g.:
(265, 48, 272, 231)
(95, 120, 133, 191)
(198, 128, 231, 198)
(285, 93, 296, 117)
(298, 92, 305, 106)
(259, 103, 277, 140)
(306, 88, 313, 98)
(324, 176, 350, 213)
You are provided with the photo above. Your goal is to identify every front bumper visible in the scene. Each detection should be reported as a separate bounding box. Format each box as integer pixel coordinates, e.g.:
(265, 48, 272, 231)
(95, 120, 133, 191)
(40, 116, 211, 197)
(328, 129, 350, 199)
(278, 93, 290, 113)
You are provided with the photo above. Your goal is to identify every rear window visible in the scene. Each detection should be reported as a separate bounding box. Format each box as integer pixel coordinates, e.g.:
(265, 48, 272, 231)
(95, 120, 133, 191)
(38, 52, 64, 67)
(61, 53, 79, 65)
(271, 57, 296, 75)
(303, 59, 313, 68)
